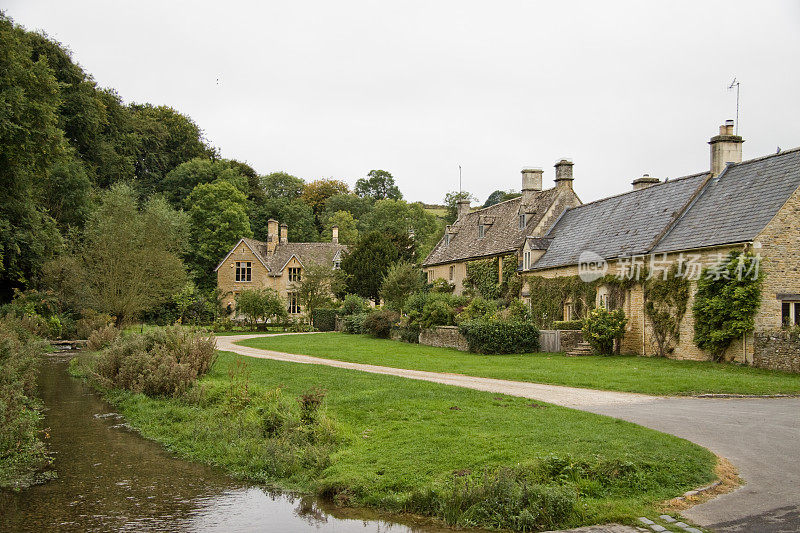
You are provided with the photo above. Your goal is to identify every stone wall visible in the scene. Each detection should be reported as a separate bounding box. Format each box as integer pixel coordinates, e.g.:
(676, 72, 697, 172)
(539, 329, 583, 352)
(754, 330, 800, 373)
(560, 330, 583, 352)
(419, 326, 469, 351)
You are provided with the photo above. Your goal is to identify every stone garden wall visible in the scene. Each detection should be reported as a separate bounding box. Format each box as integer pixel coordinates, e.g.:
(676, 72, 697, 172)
(419, 326, 470, 351)
(754, 330, 800, 374)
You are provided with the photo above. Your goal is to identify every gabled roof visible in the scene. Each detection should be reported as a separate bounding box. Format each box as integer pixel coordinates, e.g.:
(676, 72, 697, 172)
(531, 173, 708, 269)
(422, 188, 563, 267)
(653, 147, 800, 252)
(531, 146, 800, 270)
(215, 238, 347, 274)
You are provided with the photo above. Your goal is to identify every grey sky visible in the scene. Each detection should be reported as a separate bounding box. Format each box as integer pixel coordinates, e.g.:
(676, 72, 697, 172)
(5, 1, 800, 205)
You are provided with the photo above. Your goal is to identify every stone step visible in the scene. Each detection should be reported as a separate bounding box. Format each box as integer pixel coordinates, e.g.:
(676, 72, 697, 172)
(566, 342, 594, 357)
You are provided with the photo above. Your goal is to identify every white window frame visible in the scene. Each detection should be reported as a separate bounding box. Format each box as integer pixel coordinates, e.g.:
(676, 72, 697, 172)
(449, 265, 455, 281)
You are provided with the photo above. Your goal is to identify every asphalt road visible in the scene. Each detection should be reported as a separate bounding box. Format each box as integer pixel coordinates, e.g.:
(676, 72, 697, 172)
(219, 334, 800, 533)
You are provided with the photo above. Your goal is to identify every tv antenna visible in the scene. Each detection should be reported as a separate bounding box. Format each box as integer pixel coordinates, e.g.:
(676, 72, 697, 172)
(458, 165, 462, 193)
(728, 78, 740, 135)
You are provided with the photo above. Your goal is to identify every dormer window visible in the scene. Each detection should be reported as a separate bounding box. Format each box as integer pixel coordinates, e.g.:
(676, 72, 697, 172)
(519, 214, 526, 229)
(445, 234, 451, 246)
(478, 224, 486, 239)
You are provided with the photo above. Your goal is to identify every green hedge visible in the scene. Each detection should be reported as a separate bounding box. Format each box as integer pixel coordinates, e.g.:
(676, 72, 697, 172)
(341, 314, 368, 334)
(312, 309, 338, 332)
(363, 310, 399, 339)
(458, 320, 540, 354)
(552, 320, 583, 331)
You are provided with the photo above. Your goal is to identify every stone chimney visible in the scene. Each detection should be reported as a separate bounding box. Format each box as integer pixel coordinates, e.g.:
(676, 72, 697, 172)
(521, 168, 543, 205)
(554, 159, 574, 190)
(632, 174, 660, 191)
(280, 223, 288, 244)
(331, 225, 339, 244)
(267, 219, 279, 252)
(456, 199, 471, 220)
(709, 120, 743, 177)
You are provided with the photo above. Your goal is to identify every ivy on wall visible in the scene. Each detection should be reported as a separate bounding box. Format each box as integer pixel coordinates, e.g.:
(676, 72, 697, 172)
(464, 255, 518, 300)
(525, 275, 598, 329)
(643, 265, 690, 357)
(693, 252, 765, 361)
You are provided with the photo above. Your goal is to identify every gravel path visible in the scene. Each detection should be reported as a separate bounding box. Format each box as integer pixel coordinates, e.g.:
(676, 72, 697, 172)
(217, 333, 800, 533)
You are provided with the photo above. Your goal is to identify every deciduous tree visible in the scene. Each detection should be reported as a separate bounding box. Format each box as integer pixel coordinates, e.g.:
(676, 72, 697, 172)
(354, 169, 402, 200)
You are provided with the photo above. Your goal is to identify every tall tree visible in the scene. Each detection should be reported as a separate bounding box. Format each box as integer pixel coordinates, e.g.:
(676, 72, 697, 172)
(443, 190, 478, 224)
(341, 231, 400, 303)
(0, 14, 65, 301)
(380, 262, 424, 312)
(354, 169, 402, 200)
(161, 157, 248, 207)
(186, 180, 252, 289)
(483, 189, 520, 208)
(262, 171, 305, 201)
(250, 197, 317, 243)
(359, 199, 440, 259)
(82, 183, 187, 325)
(321, 211, 358, 244)
(292, 263, 344, 319)
(301, 179, 350, 227)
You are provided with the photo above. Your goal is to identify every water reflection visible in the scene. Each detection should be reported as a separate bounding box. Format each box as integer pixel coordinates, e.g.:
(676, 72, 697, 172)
(0, 356, 447, 532)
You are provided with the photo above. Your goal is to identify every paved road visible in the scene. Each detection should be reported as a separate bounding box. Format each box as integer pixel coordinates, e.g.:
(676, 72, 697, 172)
(218, 334, 800, 533)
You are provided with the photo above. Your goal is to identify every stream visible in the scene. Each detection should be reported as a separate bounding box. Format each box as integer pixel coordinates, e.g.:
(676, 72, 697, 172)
(0, 355, 449, 532)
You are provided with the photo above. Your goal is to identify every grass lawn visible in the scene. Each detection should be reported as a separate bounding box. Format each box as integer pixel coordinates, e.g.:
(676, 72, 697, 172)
(87, 350, 715, 531)
(238, 333, 800, 396)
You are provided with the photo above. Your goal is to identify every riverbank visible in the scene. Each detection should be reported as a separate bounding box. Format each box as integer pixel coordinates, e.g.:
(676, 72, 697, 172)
(0, 319, 53, 491)
(71, 349, 716, 531)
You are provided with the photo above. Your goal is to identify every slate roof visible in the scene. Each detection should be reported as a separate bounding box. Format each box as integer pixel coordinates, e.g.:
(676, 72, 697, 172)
(422, 188, 562, 267)
(237, 238, 347, 274)
(532, 173, 708, 269)
(531, 147, 800, 270)
(653, 147, 800, 252)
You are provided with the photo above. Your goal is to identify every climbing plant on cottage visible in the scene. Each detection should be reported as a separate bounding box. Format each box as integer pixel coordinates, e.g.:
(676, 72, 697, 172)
(693, 252, 765, 361)
(643, 265, 690, 357)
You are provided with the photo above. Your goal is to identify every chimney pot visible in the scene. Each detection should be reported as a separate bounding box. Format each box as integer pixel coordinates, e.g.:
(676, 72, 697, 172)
(280, 223, 288, 244)
(456, 199, 471, 220)
(331, 225, 339, 244)
(632, 174, 660, 191)
(267, 219, 279, 252)
(554, 159, 574, 190)
(709, 121, 743, 176)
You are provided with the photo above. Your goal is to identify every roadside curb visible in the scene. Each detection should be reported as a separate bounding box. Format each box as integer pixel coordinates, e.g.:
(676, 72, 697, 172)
(691, 393, 800, 399)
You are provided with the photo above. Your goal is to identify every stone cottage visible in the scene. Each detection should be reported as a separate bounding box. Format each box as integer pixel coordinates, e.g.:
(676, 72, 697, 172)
(522, 121, 800, 366)
(216, 220, 347, 316)
(422, 160, 582, 293)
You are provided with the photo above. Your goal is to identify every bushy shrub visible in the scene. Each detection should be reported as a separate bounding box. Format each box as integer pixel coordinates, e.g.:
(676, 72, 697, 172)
(430, 278, 455, 294)
(312, 309, 338, 332)
(491, 299, 531, 322)
(552, 320, 583, 330)
(340, 294, 369, 316)
(421, 299, 455, 328)
(212, 317, 233, 332)
(87, 324, 120, 351)
(459, 320, 540, 354)
(582, 308, 627, 355)
(93, 327, 216, 397)
(341, 313, 368, 334)
(363, 310, 400, 338)
(457, 297, 499, 322)
(0, 318, 52, 489)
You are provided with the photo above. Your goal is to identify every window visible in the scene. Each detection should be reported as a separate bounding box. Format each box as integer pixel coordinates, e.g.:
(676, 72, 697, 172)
(427, 270, 433, 283)
(235, 261, 251, 282)
(597, 286, 609, 308)
(449, 265, 455, 281)
(563, 301, 574, 321)
(478, 224, 486, 239)
(519, 214, 526, 229)
(288, 267, 302, 282)
(444, 234, 451, 246)
(288, 292, 301, 314)
(781, 301, 800, 327)
(523, 251, 531, 270)
(333, 260, 341, 270)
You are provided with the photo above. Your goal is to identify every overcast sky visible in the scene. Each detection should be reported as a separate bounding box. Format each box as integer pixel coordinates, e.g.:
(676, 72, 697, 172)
(5, 1, 800, 205)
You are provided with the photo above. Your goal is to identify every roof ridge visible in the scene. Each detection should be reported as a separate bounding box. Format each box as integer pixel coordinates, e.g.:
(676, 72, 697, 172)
(729, 145, 800, 167)
(460, 186, 559, 217)
(563, 171, 709, 213)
